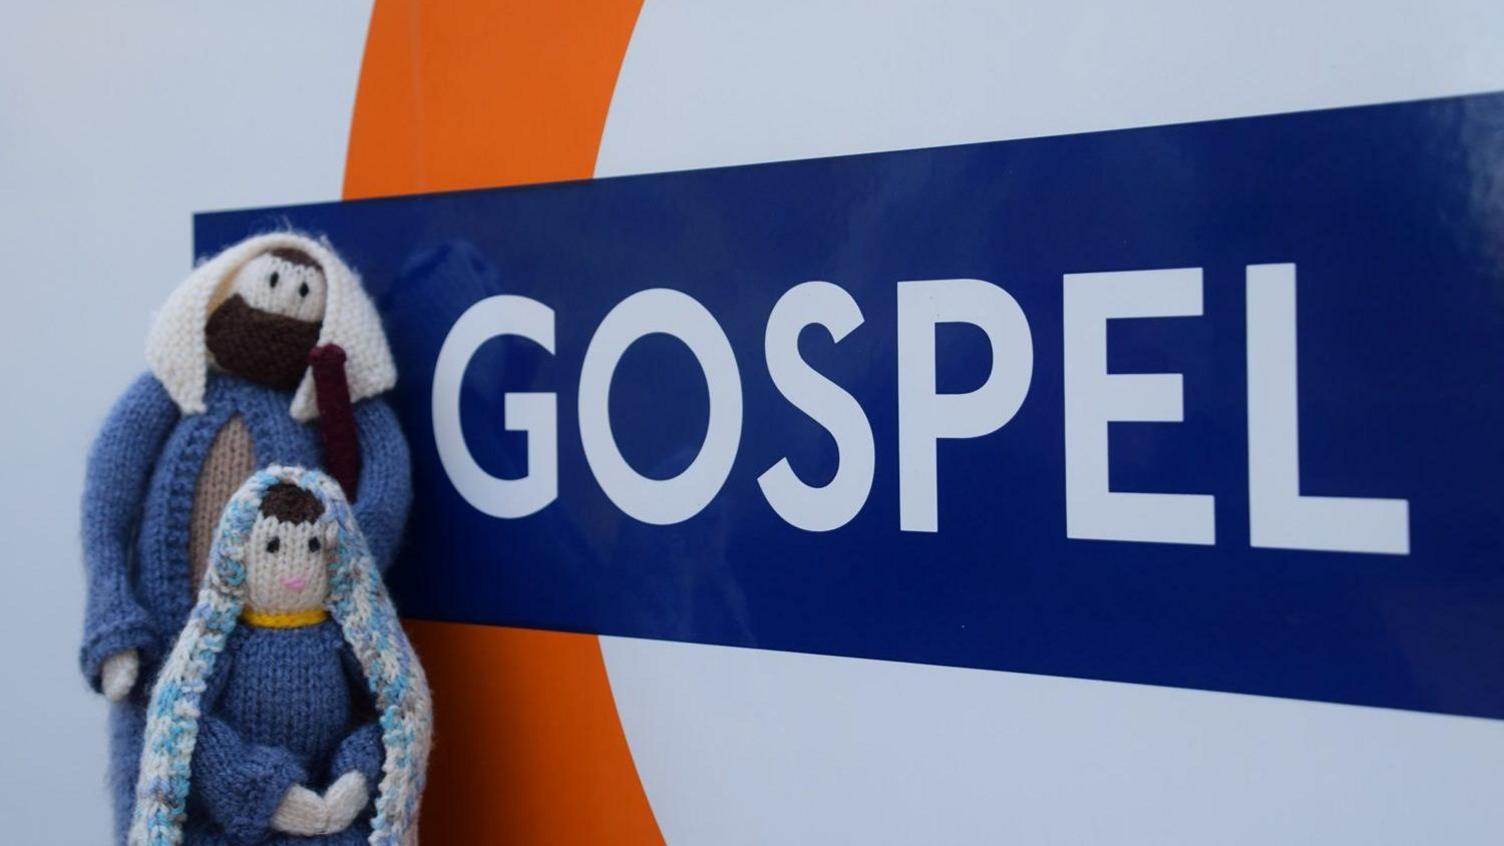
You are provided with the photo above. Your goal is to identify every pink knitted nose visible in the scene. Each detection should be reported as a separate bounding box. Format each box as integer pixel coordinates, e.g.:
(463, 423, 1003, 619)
(281, 576, 308, 592)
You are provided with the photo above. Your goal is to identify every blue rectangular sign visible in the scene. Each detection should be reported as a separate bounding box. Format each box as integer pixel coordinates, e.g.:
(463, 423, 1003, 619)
(198, 92, 1504, 720)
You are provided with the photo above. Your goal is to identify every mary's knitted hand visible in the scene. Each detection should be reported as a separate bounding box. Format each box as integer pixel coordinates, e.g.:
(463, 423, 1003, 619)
(270, 785, 328, 836)
(268, 773, 368, 836)
(323, 771, 370, 832)
(192, 714, 308, 844)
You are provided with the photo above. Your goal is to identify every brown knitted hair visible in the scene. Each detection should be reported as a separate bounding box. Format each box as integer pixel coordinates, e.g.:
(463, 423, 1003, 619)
(270, 247, 320, 268)
(260, 483, 325, 524)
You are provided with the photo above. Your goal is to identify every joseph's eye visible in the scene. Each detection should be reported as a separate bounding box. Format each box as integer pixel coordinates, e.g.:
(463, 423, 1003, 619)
(298, 282, 310, 298)
(269, 271, 280, 288)
(308, 537, 321, 553)
(266, 537, 281, 554)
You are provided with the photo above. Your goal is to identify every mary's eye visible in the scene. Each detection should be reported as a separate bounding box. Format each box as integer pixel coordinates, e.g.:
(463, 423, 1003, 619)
(308, 537, 321, 552)
(269, 271, 280, 288)
(298, 282, 310, 298)
(266, 537, 281, 554)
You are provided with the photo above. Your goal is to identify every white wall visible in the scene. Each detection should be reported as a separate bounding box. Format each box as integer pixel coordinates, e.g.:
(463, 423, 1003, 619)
(598, 0, 1504, 175)
(594, 3, 1504, 843)
(0, 3, 371, 840)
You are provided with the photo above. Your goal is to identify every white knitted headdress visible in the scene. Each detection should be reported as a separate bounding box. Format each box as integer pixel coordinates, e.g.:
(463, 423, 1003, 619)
(146, 232, 397, 422)
(130, 466, 431, 846)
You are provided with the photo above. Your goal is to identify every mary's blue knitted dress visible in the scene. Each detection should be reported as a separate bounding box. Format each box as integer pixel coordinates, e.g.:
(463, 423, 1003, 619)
(184, 619, 382, 846)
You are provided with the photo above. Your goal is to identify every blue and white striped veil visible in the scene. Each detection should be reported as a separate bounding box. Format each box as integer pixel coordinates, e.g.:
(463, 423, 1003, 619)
(129, 465, 431, 846)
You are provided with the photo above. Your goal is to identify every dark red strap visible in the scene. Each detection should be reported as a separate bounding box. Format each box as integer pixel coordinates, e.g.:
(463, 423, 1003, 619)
(308, 344, 361, 499)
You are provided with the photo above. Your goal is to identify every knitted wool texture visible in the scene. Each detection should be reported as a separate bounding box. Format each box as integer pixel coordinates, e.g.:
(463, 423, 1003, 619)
(243, 495, 334, 616)
(204, 246, 326, 391)
(87, 232, 411, 844)
(308, 345, 362, 499)
(230, 250, 328, 324)
(81, 373, 412, 844)
(132, 466, 431, 846)
(186, 622, 379, 845)
(80, 373, 412, 687)
(186, 416, 256, 591)
(147, 231, 397, 423)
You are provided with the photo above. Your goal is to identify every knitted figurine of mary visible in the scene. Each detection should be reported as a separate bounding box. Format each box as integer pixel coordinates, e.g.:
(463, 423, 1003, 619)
(131, 466, 430, 846)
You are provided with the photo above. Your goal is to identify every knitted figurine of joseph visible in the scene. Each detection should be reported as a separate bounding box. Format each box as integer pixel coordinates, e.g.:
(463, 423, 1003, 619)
(81, 232, 412, 844)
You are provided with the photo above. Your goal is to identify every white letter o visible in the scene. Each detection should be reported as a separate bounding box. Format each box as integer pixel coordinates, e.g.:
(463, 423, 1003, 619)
(579, 288, 743, 525)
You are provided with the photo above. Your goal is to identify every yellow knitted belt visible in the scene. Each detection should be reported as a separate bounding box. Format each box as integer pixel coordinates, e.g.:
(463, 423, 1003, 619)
(241, 608, 330, 628)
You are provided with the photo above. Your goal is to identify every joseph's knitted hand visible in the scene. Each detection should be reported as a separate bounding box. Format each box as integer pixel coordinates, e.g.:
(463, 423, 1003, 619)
(101, 650, 139, 702)
(271, 785, 328, 836)
(324, 771, 370, 832)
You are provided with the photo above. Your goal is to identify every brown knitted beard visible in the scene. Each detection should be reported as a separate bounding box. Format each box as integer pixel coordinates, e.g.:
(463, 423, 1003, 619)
(204, 294, 322, 390)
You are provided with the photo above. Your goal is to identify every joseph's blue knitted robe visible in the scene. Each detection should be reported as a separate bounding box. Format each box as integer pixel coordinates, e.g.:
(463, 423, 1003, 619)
(184, 620, 381, 846)
(81, 372, 411, 844)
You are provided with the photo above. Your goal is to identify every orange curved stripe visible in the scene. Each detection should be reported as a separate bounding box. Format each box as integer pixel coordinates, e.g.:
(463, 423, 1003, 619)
(345, 1, 659, 842)
(404, 621, 664, 845)
(343, 0, 644, 199)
